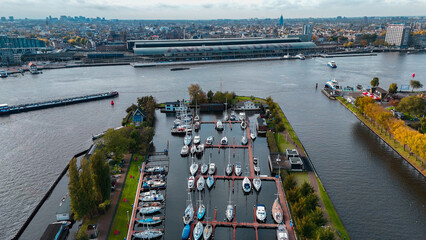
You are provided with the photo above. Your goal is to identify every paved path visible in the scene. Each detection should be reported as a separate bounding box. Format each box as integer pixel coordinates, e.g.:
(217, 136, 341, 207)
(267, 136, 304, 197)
(96, 153, 132, 240)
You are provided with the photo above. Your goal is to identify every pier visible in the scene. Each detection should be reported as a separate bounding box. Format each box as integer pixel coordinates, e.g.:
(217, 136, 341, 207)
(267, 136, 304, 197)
(0, 91, 118, 115)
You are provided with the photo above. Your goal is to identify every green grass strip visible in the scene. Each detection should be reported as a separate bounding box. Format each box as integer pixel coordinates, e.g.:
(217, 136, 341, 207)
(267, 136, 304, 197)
(108, 154, 145, 240)
(316, 176, 350, 240)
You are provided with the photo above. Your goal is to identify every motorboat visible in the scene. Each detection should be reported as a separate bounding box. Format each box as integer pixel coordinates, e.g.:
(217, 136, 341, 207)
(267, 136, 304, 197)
(253, 177, 262, 192)
(193, 222, 203, 240)
(234, 163, 242, 176)
(142, 180, 166, 190)
(194, 121, 200, 131)
(133, 229, 163, 239)
(182, 224, 190, 240)
(253, 157, 258, 165)
(184, 132, 192, 146)
(230, 111, 236, 121)
(205, 136, 213, 145)
(136, 217, 162, 226)
(201, 163, 208, 175)
(197, 176, 205, 191)
(139, 206, 162, 215)
(0, 70, 8, 78)
(272, 198, 284, 224)
(256, 204, 266, 222)
(238, 112, 246, 121)
(141, 193, 164, 202)
(250, 132, 256, 140)
(328, 60, 337, 68)
(197, 203, 206, 220)
(190, 145, 197, 155)
(208, 163, 216, 175)
(183, 195, 194, 225)
(194, 135, 201, 145)
(325, 79, 341, 90)
(144, 166, 165, 173)
(203, 223, 213, 240)
(295, 53, 305, 60)
(240, 121, 247, 129)
(140, 190, 157, 197)
(188, 176, 195, 189)
(277, 224, 289, 240)
(241, 136, 248, 145)
(225, 163, 233, 176)
(190, 162, 199, 176)
(242, 177, 252, 193)
(206, 175, 214, 189)
(196, 144, 204, 156)
(226, 204, 234, 222)
(220, 136, 228, 145)
(181, 145, 189, 156)
(139, 201, 161, 208)
(216, 120, 224, 131)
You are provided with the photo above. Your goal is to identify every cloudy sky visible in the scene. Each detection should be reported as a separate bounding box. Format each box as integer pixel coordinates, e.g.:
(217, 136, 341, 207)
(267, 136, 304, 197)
(1, 0, 425, 19)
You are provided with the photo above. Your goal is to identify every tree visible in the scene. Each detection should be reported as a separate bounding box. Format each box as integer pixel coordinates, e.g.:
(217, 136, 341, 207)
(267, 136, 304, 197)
(421, 117, 426, 133)
(300, 182, 315, 197)
(410, 80, 423, 92)
(310, 207, 326, 226)
(188, 84, 207, 104)
(90, 150, 111, 203)
(283, 174, 296, 191)
(68, 158, 85, 220)
(370, 77, 379, 87)
(295, 217, 317, 239)
(354, 96, 376, 113)
(207, 90, 214, 103)
(396, 96, 426, 116)
(316, 227, 335, 240)
(80, 158, 96, 217)
(360, 40, 368, 47)
(103, 128, 130, 160)
(388, 83, 398, 94)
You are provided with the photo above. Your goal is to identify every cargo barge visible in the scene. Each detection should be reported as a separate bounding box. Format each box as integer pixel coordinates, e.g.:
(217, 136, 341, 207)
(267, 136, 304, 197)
(0, 91, 118, 115)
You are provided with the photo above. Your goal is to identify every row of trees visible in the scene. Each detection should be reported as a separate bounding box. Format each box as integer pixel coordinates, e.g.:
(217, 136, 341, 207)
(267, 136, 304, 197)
(69, 150, 111, 220)
(266, 97, 286, 132)
(187, 84, 236, 105)
(355, 96, 425, 160)
(284, 175, 334, 240)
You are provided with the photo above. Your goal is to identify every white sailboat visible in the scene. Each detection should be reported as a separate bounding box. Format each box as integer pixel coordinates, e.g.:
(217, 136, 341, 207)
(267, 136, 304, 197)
(188, 176, 195, 189)
(216, 120, 224, 131)
(207, 153, 216, 175)
(253, 177, 261, 192)
(181, 145, 189, 156)
(193, 221, 203, 240)
(203, 205, 213, 240)
(220, 136, 228, 145)
(194, 135, 201, 144)
(256, 204, 266, 222)
(183, 192, 194, 225)
(234, 163, 242, 176)
(197, 192, 206, 220)
(197, 176, 205, 191)
(206, 175, 214, 189)
(190, 157, 199, 176)
(225, 148, 233, 176)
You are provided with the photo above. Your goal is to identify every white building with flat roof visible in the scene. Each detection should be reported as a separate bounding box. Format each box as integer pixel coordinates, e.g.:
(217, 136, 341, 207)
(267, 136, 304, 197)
(385, 24, 410, 47)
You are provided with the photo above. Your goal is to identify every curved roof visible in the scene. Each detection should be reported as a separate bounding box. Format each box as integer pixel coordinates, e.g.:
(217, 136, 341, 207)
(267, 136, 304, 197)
(134, 42, 316, 56)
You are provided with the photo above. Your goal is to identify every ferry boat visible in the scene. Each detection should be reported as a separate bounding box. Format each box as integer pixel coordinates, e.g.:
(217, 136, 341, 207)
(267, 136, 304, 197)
(0, 70, 8, 78)
(327, 60, 337, 68)
(325, 79, 341, 90)
(29, 62, 40, 74)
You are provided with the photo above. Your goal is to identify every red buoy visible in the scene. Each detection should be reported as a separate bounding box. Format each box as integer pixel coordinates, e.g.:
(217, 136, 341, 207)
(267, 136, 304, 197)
(111, 100, 114, 105)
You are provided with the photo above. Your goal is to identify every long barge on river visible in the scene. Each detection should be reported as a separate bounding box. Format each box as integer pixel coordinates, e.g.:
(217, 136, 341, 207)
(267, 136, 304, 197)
(0, 90, 118, 115)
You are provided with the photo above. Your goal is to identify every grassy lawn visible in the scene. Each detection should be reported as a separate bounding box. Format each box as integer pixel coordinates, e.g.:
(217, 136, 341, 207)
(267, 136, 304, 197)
(275, 132, 296, 152)
(337, 97, 425, 175)
(235, 96, 266, 103)
(316, 176, 350, 240)
(275, 104, 303, 148)
(108, 154, 145, 240)
(291, 172, 310, 187)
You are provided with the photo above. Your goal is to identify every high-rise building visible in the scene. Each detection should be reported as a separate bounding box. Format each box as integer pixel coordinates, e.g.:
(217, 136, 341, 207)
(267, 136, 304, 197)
(9, 16, 14, 21)
(279, 15, 284, 27)
(385, 23, 410, 47)
(303, 24, 313, 41)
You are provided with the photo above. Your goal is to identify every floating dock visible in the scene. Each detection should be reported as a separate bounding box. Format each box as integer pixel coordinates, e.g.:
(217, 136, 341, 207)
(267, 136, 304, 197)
(0, 91, 118, 115)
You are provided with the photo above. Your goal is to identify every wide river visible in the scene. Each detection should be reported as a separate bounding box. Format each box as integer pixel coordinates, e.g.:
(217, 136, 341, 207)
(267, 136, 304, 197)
(0, 52, 425, 240)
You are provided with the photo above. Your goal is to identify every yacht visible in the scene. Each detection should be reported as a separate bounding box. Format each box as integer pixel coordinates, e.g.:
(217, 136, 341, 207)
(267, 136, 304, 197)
(133, 229, 163, 239)
(276, 224, 289, 240)
(208, 163, 216, 175)
(253, 177, 262, 192)
(325, 79, 341, 90)
(194, 135, 201, 145)
(328, 60, 337, 68)
(197, 202, 206, 220)
(184, 132, 192, 146)
(256, 204, 267, 222)
(234, 163, 242, 176)
(183, 193, 194, 225)
(242, 177, 252, 193)
(197, 176, 205, 191)
(225, 163, 233, 176)
(193, 222, 203, 240)
(272, 198, 284, 224)
(203, 223, 213, 240)
(181, 145, 189, 156)
(226, 204, 234, 222)
(220, 136, 228, 145)
(188, 176, 195, 189)
(216, 120, 224, 131)
(190, 145, 197, 155)
(206, 175, 214, 189)
(139, 206, 161, 215)
(201, 162, 208, 175)
(136, 217, 162, 226)
(205, 136, 214, 145)
(190, 162, 199, 176)
(196, 144, 204, 156)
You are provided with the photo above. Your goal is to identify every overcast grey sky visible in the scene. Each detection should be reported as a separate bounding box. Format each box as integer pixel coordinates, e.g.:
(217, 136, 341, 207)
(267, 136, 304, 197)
(1, 0, 425, 19)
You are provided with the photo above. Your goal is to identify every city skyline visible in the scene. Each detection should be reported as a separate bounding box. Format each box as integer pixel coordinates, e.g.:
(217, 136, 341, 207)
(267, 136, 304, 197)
(1, 0, 426, 20)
